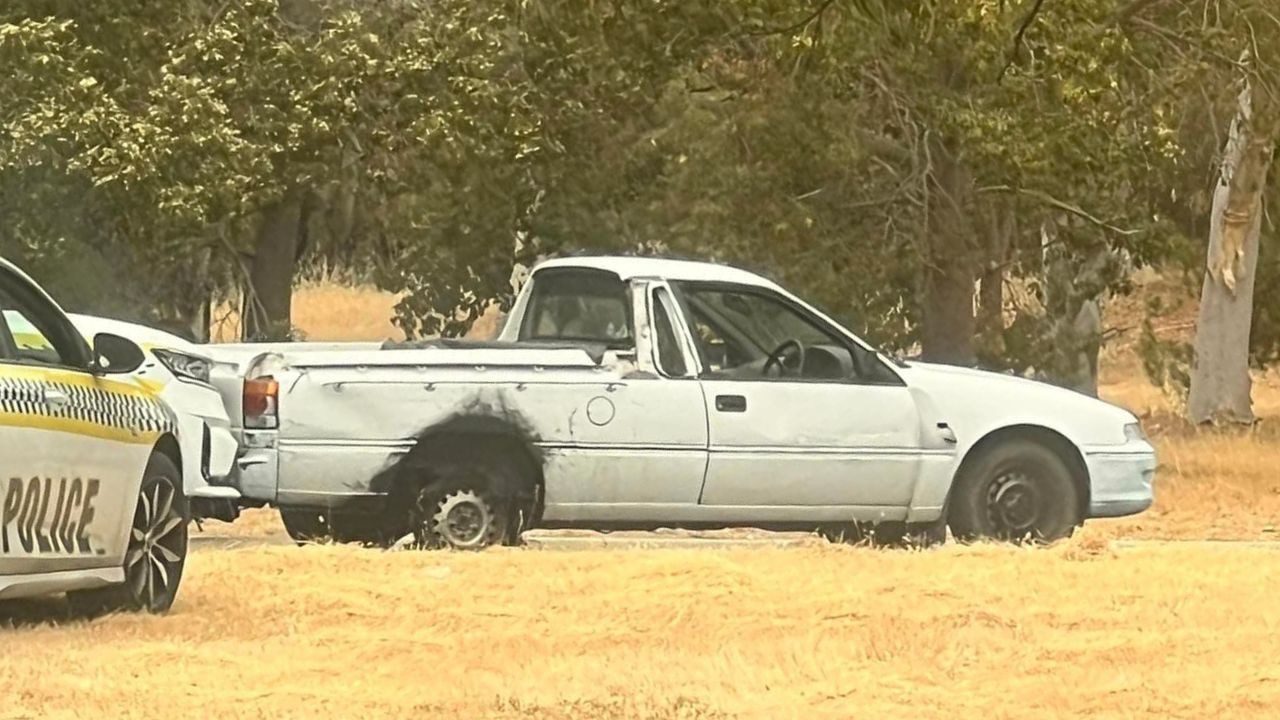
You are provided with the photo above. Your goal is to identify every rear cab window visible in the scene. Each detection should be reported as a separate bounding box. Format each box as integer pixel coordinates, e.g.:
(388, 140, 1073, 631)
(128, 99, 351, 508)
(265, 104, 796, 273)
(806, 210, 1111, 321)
(518, 268, 634, 349)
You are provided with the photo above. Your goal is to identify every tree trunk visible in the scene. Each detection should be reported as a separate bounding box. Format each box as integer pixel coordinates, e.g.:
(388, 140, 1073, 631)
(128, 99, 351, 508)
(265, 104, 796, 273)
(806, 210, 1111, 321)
(1069, 298, 1102, 397)
(920, 141, 979, 366)
(1188, 87, 1275, 425)
(975, 201, 1015, 364)
(921, 258, 977, 365)
(977, 265, 1004, 334)
(245, 195, 303, 341)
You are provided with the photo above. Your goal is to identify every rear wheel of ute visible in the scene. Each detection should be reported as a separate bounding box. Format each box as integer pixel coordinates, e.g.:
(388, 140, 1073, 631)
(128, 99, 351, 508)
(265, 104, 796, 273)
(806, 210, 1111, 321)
(412, 459, 525, 551)
(280, 509, 330, 544)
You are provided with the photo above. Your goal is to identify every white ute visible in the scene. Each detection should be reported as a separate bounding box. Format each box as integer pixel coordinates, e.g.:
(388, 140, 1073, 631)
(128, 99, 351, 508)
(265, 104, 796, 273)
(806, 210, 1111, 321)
(216, 256, 1156, 548)
(1, 258, 189, 613)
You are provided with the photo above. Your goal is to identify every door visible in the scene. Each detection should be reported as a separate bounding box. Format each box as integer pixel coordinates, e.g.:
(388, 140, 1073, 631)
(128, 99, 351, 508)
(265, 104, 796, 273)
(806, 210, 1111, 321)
(507, 269, 709, 522)
(672, 281, 925, 508)
(0, 276, 151, 578)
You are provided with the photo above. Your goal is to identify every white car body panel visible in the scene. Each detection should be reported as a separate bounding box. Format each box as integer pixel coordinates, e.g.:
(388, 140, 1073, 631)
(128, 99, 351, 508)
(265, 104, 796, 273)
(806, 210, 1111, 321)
(66, 314, 239, 503)
(895, 361, 1155, 519)
(209, 256, 1154, 530)
(1, 429, 150, 577)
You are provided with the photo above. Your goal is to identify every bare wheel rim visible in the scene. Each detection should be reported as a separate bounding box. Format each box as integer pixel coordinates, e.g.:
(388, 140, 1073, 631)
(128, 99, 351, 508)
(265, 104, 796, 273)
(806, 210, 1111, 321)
(984, 471, 1044, 541)
(124, 477, 185, 609)
(428, 489, 497, 549)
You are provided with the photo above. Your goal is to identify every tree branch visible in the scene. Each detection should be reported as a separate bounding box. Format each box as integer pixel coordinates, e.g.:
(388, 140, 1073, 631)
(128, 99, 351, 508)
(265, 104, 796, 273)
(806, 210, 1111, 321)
(750, 0, 837, 37)
(978, 185, 1140, 236)
(1114, 0, 1163, 27)
(854, 127, 913, 163)
(997, 0, 1048, 83)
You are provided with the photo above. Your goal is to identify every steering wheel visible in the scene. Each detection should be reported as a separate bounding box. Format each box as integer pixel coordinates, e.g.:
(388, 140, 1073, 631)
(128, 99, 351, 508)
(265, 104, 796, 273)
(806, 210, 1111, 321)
(762, 339, 806, 378)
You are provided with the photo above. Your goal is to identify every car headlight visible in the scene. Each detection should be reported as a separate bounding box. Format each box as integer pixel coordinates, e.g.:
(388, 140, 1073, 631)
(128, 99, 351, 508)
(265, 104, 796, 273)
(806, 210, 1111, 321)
(1123, 422, 1149, 443)
(153, 348, 213, 384)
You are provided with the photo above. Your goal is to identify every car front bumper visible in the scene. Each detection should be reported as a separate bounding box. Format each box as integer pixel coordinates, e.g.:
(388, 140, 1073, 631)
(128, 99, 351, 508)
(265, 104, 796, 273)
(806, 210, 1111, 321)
(1083, 442, 1157, 518)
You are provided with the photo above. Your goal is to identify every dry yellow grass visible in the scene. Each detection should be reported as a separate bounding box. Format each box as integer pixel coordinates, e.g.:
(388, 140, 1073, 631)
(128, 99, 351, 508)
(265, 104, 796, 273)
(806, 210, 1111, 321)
(210, 283, 504, 342)
(4, 542, 1280, 718)
(5, 278, 1280, 718)
(210, 283, 406, 343)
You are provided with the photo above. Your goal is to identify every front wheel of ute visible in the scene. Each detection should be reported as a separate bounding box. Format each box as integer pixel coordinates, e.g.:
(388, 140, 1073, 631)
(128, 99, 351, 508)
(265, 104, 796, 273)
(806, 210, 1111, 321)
(412, 461, 521, 551)
(947, 439, 1080, 545)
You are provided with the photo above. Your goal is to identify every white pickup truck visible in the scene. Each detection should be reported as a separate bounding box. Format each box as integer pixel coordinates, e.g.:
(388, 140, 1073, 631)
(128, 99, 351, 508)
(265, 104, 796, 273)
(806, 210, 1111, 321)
(212, 256, 1155, 548)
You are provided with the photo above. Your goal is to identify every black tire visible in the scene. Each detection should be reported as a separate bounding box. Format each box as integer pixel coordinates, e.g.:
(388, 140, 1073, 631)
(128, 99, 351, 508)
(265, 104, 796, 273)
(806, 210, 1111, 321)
(948, 438, 1080, 544)
(279, 509, 331, 545)
(410, 457, 526, 551)
(67, 453, 189, 617)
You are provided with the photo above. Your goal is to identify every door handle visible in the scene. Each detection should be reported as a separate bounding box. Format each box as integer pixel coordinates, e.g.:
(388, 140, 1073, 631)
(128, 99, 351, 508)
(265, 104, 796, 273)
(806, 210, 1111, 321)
(43, 388, 70, 408)
(715, 394, 747, 413)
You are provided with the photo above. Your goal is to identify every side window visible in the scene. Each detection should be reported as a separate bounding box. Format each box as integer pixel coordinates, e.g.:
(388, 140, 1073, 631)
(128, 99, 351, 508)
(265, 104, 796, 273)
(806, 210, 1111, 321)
(518, 269, 634, 348)
(675, 283, 866, 382)
(0, 282, 81, 368)
(651, 289, 688, 377)
(2, 309, 64, 365)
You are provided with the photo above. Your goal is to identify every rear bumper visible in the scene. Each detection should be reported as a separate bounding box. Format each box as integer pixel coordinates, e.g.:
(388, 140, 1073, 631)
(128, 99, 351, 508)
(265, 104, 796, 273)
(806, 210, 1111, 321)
(228, 430, 281, 504)
(1083, 444, 1156, 519)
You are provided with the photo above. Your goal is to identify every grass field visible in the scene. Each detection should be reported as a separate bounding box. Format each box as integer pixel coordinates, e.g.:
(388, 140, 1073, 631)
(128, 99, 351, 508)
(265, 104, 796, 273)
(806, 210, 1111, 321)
(4, 278, 1280, 719)
(4, 543, 1279, 719)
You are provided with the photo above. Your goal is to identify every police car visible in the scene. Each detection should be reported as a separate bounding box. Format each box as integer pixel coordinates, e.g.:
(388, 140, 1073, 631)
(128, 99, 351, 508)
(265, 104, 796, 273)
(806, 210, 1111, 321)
(1, 258, 189, 614)
(64, 314, 241, 524)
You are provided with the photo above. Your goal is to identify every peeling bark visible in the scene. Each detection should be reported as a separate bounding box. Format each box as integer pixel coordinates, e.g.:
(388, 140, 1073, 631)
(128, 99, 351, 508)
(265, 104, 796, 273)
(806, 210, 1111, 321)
(1188, 87, 1275, 425)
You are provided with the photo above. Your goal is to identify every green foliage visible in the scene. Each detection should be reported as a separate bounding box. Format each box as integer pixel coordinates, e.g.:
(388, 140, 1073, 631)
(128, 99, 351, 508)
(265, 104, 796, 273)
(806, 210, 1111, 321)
(1138, 296, 1193, 410)
(0, 0, 1275, 382)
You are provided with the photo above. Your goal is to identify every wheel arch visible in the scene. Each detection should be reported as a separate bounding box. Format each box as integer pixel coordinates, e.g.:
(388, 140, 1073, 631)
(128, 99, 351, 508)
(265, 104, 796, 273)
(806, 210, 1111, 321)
(151, 432, 183, 476)
(949, 424, 1090, 522)
(370, 410, 547, 537)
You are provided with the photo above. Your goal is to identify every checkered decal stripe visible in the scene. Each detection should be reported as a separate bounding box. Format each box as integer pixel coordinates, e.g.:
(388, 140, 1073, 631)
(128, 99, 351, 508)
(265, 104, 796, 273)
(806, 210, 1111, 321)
(0, 375, 175, 436)
(0, 376, 44, 417)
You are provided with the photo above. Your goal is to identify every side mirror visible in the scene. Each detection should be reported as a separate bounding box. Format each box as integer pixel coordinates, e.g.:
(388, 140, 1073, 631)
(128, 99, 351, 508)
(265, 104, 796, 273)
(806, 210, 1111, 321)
(92, 332, 146, 375)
